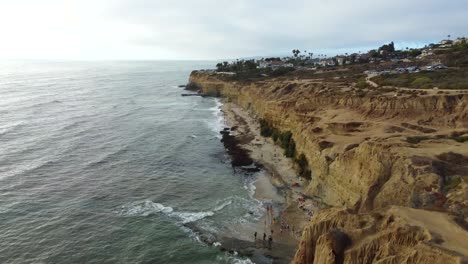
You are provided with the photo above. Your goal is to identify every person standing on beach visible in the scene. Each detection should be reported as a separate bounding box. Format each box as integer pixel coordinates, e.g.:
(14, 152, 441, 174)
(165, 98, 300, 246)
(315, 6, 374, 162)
(254, 232, 257, 241)
(263, 232, 266, 241)
(268, 236, 273, 249)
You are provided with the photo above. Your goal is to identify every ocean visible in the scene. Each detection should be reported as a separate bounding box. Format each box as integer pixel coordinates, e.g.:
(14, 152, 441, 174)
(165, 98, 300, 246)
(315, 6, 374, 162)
(0, 61, 265, 263)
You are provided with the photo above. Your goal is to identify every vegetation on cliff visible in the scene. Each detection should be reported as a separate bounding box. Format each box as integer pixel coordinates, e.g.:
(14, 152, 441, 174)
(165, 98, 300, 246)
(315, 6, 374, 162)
(260, 119, 312, 179)
(372, 69, 468, 89)
(260, 119, 296, 158)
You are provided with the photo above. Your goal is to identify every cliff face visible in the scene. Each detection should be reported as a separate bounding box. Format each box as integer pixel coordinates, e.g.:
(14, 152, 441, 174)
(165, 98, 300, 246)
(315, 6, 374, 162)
(189, 71, 468, 263)
(292, 206, 468, 264)
(190, 71, 467, 211)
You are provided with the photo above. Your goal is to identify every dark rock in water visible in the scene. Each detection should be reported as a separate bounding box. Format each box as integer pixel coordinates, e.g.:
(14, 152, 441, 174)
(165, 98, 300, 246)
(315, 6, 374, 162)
(181, 93, 202, 97)
(242, 168, 260, 173)
(183, 220, 295, 264)
(223, 127, 230, 131)
(185, 82, 201, 91)
(199, 234, 216, 245)
(183, 222, 217, 245)
(178, 84, 187, 88)
(220, 130, 254, 167)
(239, 161, 263, 173)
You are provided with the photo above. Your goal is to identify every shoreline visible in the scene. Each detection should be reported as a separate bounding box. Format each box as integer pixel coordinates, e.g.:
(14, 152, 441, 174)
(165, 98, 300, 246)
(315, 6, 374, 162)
(219, 98, 322, 263)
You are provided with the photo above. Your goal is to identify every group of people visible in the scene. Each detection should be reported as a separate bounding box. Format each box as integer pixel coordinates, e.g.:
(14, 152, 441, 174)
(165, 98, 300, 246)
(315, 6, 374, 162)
(252, 204, 276, 249)
(253, 231, 273, 249)
(297, 196, 314, 220)
(253, 197, 317, 249)
(279, 220, 290, 234)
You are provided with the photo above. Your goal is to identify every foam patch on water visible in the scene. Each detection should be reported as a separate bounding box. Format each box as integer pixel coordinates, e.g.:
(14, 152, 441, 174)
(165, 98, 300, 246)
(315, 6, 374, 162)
(213, 200, 232, 212)
(214, 195, 265, 223)
(216, 254, 256, 264)
(243, 176, 257, 198)
(117, 200, 215, 224)
(206, 98, 224, 138)
(171, 211, 215, 224)
(117, 200, 174, 217)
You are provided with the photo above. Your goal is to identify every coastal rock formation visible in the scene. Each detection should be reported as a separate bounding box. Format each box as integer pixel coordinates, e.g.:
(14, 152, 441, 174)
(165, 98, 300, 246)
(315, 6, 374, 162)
(188, 70, 468, 263)
(292, 206, 468, 264)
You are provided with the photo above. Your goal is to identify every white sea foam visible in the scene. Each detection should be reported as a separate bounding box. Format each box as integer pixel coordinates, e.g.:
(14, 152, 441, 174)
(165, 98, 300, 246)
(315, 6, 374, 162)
(117, 200, 214, 224)
(216, 254, 255, 264)
(243, 177, 257, 198)
(117, 200, 174, 217)
(213, 242, 222, 247)
(206, 98, 225, 138)
(171, 211, 215, 224)
(213, 200, 232, 212)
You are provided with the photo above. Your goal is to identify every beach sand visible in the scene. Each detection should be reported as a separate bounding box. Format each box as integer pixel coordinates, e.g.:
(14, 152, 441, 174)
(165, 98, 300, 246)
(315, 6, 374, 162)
(219, 100, 323, 262)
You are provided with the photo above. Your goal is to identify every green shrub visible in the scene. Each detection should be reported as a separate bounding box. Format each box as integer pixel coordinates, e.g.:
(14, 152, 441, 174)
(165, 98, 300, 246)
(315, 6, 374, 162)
(356, 78, 369, 89)
(272, 129, 280, 142)
(285, 140, 296, 158)
(259, 119, 296, 158)
(260, 119, 273, 137)
(278, 131, 292, 149)
(406, 136, 431, 144)
(296, 154, 311, 180)
(411, 77, 432, 89)
(452, 135, 468, 143)
(444, 177, 462, 192)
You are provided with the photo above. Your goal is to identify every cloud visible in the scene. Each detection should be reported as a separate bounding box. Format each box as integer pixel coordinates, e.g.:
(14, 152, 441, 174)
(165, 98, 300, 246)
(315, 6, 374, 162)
(0, 0, 467, 59)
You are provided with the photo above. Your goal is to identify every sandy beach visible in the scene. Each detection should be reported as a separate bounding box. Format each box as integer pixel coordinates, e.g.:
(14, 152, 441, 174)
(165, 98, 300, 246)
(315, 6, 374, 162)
(219, 99, 323, 261)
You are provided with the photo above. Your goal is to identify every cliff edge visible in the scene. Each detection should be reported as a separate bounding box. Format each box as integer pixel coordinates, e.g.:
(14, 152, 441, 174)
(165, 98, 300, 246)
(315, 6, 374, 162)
(188, 70, 468, 263)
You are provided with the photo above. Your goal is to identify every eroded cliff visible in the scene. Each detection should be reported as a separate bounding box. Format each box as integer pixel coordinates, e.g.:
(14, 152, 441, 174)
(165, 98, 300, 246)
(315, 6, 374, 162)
(292, 206, 468, 264)
(188, 70, 468, 263)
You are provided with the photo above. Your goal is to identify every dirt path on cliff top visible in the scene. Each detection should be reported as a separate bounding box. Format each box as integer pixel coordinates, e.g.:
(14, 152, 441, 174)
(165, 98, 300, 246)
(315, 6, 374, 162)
(391, 207, 468, 256)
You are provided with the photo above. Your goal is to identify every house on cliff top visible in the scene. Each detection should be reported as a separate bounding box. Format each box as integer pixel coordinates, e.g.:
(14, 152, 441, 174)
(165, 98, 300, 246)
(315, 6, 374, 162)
(258, 60, 294, 70)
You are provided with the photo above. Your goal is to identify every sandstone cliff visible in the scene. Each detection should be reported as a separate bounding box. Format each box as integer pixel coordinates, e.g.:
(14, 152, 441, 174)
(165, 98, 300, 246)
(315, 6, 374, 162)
(188, 70, 468, 263)
(292, 206, 468, 264)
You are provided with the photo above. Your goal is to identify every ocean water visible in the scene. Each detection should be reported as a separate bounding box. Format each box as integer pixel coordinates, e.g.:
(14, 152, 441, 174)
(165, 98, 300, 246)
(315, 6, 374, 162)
(0, 61, 263, 264)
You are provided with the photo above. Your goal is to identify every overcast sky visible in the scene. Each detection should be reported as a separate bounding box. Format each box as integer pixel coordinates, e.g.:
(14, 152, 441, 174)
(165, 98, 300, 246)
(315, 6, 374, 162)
(0, 0, 466, 60)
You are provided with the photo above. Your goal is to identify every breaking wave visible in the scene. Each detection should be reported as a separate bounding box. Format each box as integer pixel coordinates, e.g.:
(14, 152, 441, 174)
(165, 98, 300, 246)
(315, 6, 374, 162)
(117, 200, 215, 224)
(206, 98, 224, 138)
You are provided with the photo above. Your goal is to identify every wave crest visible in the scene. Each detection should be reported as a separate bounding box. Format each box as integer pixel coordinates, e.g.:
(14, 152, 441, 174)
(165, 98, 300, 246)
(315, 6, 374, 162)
(117, 200, 215, 224)
(117, 200, 174, 217)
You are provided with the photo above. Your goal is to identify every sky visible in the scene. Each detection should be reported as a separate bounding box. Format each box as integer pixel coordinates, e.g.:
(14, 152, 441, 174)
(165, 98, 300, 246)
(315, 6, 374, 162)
(0, 0, 467, 60)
